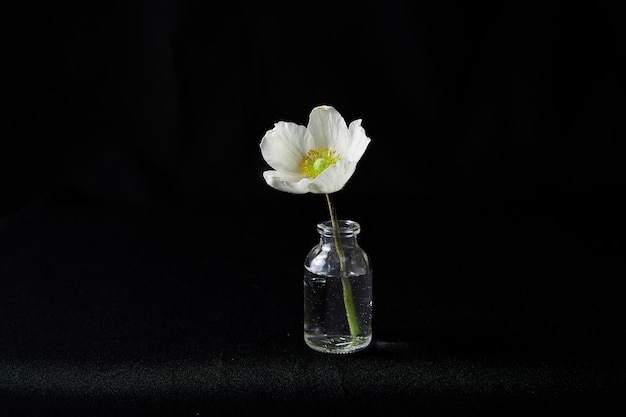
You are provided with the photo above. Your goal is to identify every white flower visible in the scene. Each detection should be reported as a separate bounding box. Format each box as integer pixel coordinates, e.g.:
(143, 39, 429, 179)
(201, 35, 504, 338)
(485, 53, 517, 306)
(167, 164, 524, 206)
(260, 105, 371, 194)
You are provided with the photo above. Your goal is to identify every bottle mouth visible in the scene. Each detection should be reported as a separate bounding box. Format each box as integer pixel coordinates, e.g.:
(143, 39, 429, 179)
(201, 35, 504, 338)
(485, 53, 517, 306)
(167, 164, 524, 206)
(317, 219, 361, 236)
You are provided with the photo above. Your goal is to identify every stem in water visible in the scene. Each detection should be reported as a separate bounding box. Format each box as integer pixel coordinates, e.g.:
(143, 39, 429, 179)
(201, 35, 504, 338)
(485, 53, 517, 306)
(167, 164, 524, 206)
(325, 193, 360, 337)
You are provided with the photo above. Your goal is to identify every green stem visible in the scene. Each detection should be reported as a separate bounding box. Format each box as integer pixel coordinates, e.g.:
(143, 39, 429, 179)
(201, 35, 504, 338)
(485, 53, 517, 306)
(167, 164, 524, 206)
(325, 193, 360, 337)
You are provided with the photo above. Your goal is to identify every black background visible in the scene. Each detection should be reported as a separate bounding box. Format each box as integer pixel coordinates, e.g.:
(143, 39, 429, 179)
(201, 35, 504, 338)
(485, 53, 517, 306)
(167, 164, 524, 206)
(2, 1, 625, 416)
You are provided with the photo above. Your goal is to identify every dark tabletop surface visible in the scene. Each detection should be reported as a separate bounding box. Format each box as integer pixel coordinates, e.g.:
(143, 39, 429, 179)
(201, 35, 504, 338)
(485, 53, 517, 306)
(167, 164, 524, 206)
(1, 190, 624, 416)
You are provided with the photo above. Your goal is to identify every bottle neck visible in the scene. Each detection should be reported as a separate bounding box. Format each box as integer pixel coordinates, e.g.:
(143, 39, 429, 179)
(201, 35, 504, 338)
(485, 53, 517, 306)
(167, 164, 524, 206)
(317, 219, 360, 246)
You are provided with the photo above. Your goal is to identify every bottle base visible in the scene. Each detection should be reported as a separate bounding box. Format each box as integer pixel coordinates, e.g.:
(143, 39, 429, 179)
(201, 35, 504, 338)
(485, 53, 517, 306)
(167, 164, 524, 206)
(304, 334, 372, 354)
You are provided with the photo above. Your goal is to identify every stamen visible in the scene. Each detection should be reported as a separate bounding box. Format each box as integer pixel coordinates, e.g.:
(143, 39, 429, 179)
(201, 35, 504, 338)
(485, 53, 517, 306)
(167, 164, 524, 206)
(299, 148, 340, 178)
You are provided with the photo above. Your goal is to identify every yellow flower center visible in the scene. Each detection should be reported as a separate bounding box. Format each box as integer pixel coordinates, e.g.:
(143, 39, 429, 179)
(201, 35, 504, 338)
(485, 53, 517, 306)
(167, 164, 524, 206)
(298, 148, 340, 178)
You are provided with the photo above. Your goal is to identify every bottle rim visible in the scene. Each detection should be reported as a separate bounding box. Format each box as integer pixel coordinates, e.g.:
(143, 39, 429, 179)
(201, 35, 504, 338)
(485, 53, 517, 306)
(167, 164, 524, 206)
(317, 219, 361, 236)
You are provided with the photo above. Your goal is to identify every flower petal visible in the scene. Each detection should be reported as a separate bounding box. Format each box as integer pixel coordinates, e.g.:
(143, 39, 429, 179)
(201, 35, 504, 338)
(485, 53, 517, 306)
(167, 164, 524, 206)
(307, 105, 350, 151)
(344, 119, 371, 161)
(260, 121, 311, 175)
(306, 160, 357, 194)
(263, 170, 312, 194)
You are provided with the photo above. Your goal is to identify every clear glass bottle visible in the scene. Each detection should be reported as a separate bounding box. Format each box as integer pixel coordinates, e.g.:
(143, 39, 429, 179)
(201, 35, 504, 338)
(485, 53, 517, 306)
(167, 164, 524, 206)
(303, 219, 373, 354)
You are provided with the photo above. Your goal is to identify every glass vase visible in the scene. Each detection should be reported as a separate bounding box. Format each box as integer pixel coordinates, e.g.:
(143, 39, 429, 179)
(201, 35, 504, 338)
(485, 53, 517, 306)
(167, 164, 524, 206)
(303, 219, 373, 354)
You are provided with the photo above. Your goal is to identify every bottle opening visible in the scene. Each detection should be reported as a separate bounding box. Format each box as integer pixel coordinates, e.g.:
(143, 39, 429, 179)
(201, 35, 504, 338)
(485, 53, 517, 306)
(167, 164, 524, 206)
(317, 219, 361, 236)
